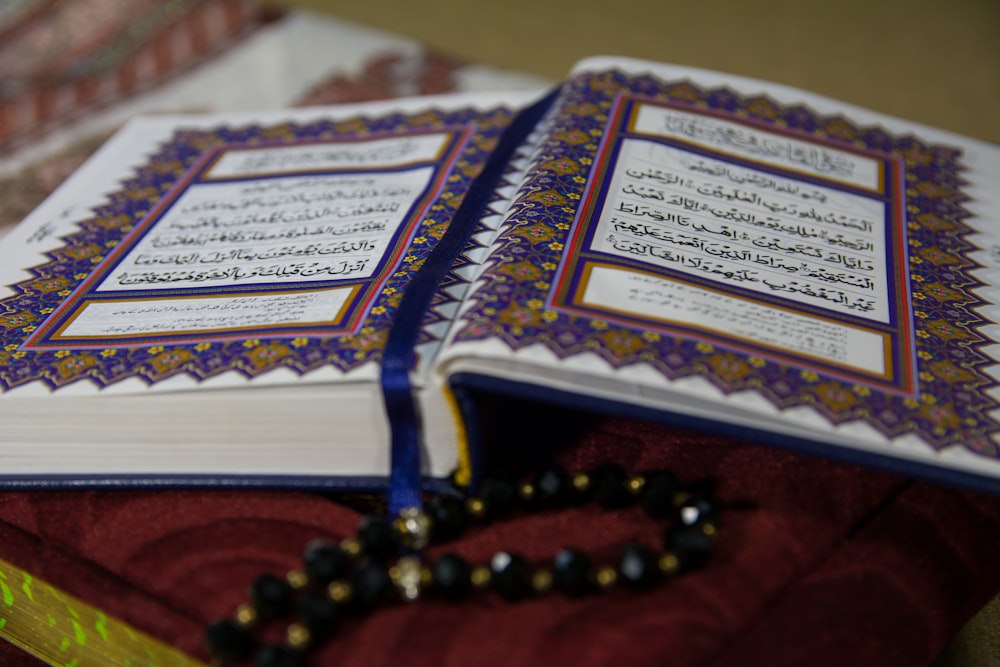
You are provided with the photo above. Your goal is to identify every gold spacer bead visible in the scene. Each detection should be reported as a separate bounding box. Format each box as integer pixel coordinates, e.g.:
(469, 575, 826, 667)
(286, 623, 311, 650)
(659, 552, 680, 575)
(532, 569, 553, 593)
(702, 523, 717, 537)
(390, 555, 424, 602)
(286, 569, 308, 590)
(340, 537, 362, 557)
(572, 472, 591, 493)
(470, 564, 492, 589)
(420, 566, 434, 587)
(234, 603, 257, 628)
(518, 483, 535, 502)
(327, 580, 352, 604)
(672, 491, 691, 508)
(626, 475, 646, 495)
(466, 497, 487, 519)
(595, 566, 618, 590)
(393, 507, 432, 550)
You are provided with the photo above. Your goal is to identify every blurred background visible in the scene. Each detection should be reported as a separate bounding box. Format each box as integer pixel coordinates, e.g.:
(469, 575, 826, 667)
(274, 0, 1000, 142)
(0, 0, 996, 664)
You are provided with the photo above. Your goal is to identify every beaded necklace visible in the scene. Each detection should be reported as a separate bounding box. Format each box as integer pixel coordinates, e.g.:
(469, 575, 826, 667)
(205, 462, 719, 666)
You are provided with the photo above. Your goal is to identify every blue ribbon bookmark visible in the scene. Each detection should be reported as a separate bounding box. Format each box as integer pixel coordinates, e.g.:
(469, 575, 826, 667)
(381, 88, 560, 516)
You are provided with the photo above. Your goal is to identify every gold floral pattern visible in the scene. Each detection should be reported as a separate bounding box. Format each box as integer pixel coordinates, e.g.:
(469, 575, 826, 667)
(245, 343, 291, 370)
(149, 348, 195, 376)
(53, 353, 98, 381)
(0, 311, 36, 330)
(707, 353, 752, 383)
(813, 381, 858, 412)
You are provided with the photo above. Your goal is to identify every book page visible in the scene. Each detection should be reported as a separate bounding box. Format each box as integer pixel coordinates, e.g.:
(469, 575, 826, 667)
(0, 93, 538, 396)
(437, 58, 1000, 485)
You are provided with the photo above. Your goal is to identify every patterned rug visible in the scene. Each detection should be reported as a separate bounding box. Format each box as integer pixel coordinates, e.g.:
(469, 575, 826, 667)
(0, 0, 546, 232)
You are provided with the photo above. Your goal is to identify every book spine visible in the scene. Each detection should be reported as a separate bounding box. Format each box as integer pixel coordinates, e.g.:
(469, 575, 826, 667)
(382, 88, 562, 514)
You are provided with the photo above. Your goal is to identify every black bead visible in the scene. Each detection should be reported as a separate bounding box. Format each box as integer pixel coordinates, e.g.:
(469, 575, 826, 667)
(641, 470, 679, 518)
(255, 645, 305, 667)
(350, 557, 392, 612)
(249, 574, 295, 619)
(303, 539, 352, 584)
(479, 478, 518, 519)
(591, 464, 635, 508)
(534, 463, 573, 507)
(665, 524, 714, 571)
(676, 495, 718, 528)
(618, 543, 662, 589)
(490, 551, 532, 601)
(552, 548, 592, 596)
(356, 515, 396, 560)
(205, 619, 254, 663)
(297, 592, 341, 640)
(432, 552, 472, 600)
(427, 495, 468, 543)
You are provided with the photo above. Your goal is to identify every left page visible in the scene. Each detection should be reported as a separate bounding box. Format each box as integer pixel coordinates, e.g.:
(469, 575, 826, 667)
(0, 91, 541, 484)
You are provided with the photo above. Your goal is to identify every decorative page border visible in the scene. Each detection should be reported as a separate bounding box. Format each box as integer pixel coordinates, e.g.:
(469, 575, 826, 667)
(0, 106, 515, 390)
(452, 70, 997, 454)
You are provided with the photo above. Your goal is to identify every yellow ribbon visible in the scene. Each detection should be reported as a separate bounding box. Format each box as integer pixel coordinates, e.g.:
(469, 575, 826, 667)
(0, 557, 205, 667)
(443, 385, 473, 487)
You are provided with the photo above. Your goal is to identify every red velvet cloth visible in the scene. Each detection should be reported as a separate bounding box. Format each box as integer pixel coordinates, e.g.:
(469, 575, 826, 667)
(1, 415, 999, 666)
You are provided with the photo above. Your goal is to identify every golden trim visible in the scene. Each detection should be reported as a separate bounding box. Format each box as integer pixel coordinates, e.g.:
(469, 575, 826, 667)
(443, 385, 473, 487)
(0, 557, 205, 667)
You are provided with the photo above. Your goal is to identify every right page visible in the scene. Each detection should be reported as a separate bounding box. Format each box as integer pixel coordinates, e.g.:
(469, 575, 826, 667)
(433, 56, 1000, 490)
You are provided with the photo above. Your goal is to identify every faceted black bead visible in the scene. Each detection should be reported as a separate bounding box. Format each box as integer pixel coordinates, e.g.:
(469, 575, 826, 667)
(297, 592, 341, 640)
(641, 470, 680, 518)
(432, 552, 472, 600)
(552, 548, 592, 597)
(490, 551, 533, 601)
(534, 463, 573, 507)
(665, 524, 714, 571)
(205, 618, 254, 664)
(676, 495, 718, 528)
(357, 515, 396, 560)
(249, 574, 295, 619)
(479, 478, 518, 519)
(427, 495, 468, 543)
(350, 557, 392, 612)
(255, 645, 305, 667)
(591, 464, 635, 508)
(303, 539, 352, 584)
(618, 543, 662, 589)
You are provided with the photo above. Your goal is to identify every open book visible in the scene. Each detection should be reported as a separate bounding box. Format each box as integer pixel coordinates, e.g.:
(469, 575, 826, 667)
(2, 57, 999, 501)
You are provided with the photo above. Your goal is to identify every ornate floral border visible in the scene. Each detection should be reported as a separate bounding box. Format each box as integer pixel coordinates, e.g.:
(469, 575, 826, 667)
(452, 70, 997, 454)
(0, 105, 515, 390)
